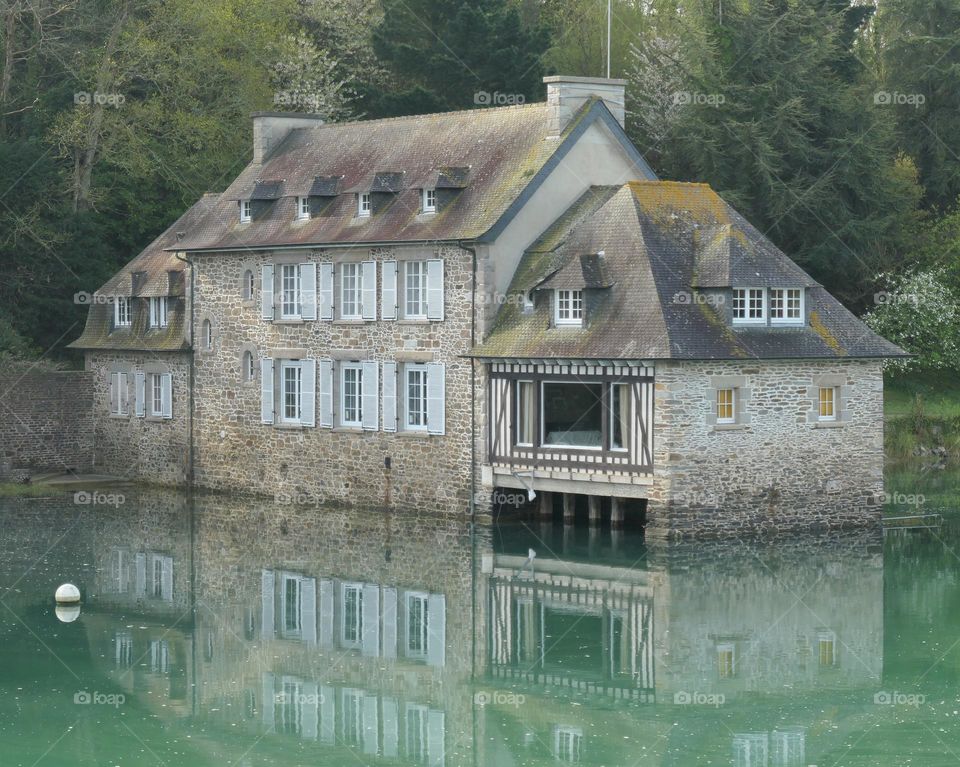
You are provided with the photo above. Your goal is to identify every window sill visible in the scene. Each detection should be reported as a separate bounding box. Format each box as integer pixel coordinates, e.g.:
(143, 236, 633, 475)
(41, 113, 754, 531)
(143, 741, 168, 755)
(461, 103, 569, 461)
(397, 318, 431, 325)
(333, 426, 364, 434)
(273, 318, 305, 325)
(145, 415, 166, 422)
(108, 413, 129, 419)
(333, 319, 369, 325)
(241, 299, 256, 308)
(732, 321, 767, 327)
(393, 430, 431, 438)
(273, 422, 304, 430)
(712, 423, 748, 432)
(814, 421, 845, 428)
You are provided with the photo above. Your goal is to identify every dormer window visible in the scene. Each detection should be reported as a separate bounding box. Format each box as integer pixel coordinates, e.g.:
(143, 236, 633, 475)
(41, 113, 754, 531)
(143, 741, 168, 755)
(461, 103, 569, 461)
(240, 200, 252, 223)
(148, 297, 168, 329)
(732, 288, 765, 324)
(114, 296, 131, 328)
(770, 288, 804, 324)
(296, 196, 310, 220)
(358, 193, 371, 217)
(422, 188, 436, 213)
(555, 289, 583, 327)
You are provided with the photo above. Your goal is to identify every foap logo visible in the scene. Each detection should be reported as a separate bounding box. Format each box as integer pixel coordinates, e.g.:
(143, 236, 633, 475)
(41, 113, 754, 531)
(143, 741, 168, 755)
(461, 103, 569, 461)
(474, 91, 525, 107)
(275, 491, 322, 506)
(676, 490, 723, 506)
(486, 490, 528, 508)
(674, 690, 725, 707)
(74, 91, 125, 108)
(74, 690, 125, 708)
(73, 292, 120, 306)
(474, 690, 526, 708)
(74, 490, 125, 507)
(873, 290, 920, 307)
(275, 691, 324, 706)
(672, 291, 724, 307)
(672, 91, 725, 107)
(874, 691, 925, 708)
(882, 491, 926, 507)
(874, 91, 925, 108)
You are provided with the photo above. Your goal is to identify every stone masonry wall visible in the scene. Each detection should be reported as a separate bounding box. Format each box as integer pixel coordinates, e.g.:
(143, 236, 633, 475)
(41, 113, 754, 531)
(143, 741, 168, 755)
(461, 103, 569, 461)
(86, 351, 190, 485)
(649, 358, 885, 538)
(191, 244, 486, 515)
(0, 369, 94, 474)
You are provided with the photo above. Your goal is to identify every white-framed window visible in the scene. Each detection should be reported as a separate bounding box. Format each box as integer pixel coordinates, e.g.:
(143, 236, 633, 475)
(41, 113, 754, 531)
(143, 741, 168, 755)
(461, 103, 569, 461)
(404, 260, 428, 319)
(280, 263, 301, 319)
(240, 199, 252, 223)
(114, 296, 131, 328)
(770, 288, 803, 324)
(148, 297, 167, 328)
(341, 583, 363, 648)
(110, 371, 128, 415)
(553, 726, 583, 763)
(733, 733, 768, 767)
(282, 574, 302, 636)
(515, 380, 534, 446)
(732, 288, 766, 324)
(555, 289, 583, 326)
(404, 364, 428, 431)
(405, 704, 428, 761)
(149, 639, 170, 674)
(242, 269, 255, 300)
(717, 388, 736, 424)
(357, 192, 371, 217)
(201, 319, 213, 351)
(280, 361, 303, 424)
(818, 386, 837, 421)
(406, 592, 429, 659)
(340, 363, 363, 427)
(242, 351, 255, 382)
(114, 631, 133, 667)
(818, 630, 837, 667)
(421, 188, 436, 213)
(340, 262, 362, 319)
(717, 642, 735, 678)
(296, 196, 310, 220)
(150, 373, 163, 417)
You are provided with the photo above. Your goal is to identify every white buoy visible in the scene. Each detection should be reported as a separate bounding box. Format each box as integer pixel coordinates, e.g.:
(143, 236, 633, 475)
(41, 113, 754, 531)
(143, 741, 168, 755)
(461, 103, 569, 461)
(55, 604, 81, 623)
(55, 583, 81, 604)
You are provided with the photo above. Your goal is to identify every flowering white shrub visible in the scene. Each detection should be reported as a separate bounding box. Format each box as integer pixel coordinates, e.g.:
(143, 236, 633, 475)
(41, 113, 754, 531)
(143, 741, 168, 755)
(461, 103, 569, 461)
(864, 269, 960, 373)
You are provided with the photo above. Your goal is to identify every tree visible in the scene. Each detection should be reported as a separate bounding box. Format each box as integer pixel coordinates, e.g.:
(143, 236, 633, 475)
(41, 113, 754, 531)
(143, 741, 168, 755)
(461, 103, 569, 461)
(368, 0, 550, 117)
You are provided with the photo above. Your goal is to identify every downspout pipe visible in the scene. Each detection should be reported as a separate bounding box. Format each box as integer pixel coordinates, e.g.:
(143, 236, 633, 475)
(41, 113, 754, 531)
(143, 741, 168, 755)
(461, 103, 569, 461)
(458, 239, 479, 523)
(174, 250, 195, 487)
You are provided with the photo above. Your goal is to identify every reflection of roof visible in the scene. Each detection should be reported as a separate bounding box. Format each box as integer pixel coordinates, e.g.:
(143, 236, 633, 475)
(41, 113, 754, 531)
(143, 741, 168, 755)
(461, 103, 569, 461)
(174, 99, 655, 251)
(473, 182, 907, 361)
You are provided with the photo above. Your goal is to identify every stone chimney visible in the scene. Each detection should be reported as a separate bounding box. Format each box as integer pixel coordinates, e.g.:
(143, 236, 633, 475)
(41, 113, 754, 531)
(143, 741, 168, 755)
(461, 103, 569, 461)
(544, 75, 626, 136)
(251, 112, 326, 164)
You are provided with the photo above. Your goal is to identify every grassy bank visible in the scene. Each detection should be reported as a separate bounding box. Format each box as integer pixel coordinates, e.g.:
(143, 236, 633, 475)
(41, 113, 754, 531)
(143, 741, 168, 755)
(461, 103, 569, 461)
(886, 373, 960, 463)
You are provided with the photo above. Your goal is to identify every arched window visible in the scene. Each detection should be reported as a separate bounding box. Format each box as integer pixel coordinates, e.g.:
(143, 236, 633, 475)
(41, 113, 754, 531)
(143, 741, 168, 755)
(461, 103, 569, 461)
(242, 269, 255, 300)
(202, 319, 212, 351)
(243, 351, 255, 382)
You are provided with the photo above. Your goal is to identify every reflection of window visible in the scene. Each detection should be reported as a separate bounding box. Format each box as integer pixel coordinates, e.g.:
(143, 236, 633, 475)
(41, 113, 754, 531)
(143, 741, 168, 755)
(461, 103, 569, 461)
(406, 593, 429, 658)
(149, 639, 169, 673)
(279, 679, 302, 734)
(115, 631, 133, 667)
(342, 584, 363, 647)
(733, 733, 768, 767)
(771, 728, 805, 767)
(110, 549, 128, 593)
(405, 704, 428, 762)
(282, 575, 302, 636)
(554, 726, 583, 763)
(515, 380, 534, 446)
(717, 643, 735, 679)
(542, 381, 603, 448)
(818, 630, 836, 667)
(152, 557, 164, 598)
(609, 611, 629, 677)
(340, 688, 363, 746)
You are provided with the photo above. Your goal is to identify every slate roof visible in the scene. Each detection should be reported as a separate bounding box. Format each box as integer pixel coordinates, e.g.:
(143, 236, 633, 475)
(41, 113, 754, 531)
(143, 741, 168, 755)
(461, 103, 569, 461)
(472, 182, 907, 361)
(174, 99, 655, 252)
(68, 195, 218, 352)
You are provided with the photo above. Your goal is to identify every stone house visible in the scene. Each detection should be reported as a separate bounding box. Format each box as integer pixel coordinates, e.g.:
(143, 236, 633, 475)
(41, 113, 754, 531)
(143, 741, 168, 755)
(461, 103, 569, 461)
(71, 75, 905, 537)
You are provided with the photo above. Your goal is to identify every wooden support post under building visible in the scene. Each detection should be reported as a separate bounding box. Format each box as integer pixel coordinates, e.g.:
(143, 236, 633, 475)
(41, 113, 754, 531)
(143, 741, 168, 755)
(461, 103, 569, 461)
(563, 493, 576, 524)
(611, 496, 625, 529)
(588, 496, 602, 526)
(538, 490, 553, 519)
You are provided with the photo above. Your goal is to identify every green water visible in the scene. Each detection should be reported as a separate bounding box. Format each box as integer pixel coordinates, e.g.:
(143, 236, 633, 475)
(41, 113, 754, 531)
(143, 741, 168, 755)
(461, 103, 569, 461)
(1, 478, 960, 767)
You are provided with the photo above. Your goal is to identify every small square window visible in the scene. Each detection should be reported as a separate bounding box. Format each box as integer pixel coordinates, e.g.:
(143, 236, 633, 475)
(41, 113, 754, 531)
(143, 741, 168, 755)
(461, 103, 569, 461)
(717, 388, 736, 424)
(240, 199, 252, 223)
(818, 386, 837, 421)
(422, 188, 436, 213)
(732, 288, 765, 324)
(296, 196, 310, 220)
(555, 289, 583, 326)
(770, 288, 803, 324)
(358, 193, 371, 217)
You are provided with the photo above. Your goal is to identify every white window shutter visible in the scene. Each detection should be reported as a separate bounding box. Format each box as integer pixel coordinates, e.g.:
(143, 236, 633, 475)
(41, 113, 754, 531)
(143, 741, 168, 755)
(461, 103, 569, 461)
(362, 694, 379, 755)
(427, 710, 446, 766)
(361, 260, 377, 320)
(261, 569, 275, 639)
(382, 362, 397, 432)
(319, 263, 334, 320)
(135, 372, 145, 417)
(262, 672, 275, 727)
(301, 681, 319, 740)
(426, 363, 446, 435)
(160, 556, 173, 600)
(110, 372, 119, 414)
(301, 577, 317, 646)
(319, 685, 335, 743)
(261, 264, 274, 320)
(135, 552, 146, 597)
(318, 358, 334, 428)
(382, 697, 399, 758)
(382, 587, 398, 659)
(161, 373, 173, 419)
(120, 373, 129, 415)
(426, 593, 446, 667)
(361, 360, 379, 431)
(318, 579, 334, 648)
(361, 583, 380, 657)
(260, 358, 274, 424)
(381, 261, 397, 320)
(300, 358, 316, 427)
(426, 259, 444, 320)
(300, 262, 317, 320)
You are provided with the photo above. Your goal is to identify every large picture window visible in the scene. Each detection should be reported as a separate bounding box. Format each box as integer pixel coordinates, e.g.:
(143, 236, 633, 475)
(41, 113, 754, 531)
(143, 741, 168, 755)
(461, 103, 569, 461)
(541, 381, 603, 448)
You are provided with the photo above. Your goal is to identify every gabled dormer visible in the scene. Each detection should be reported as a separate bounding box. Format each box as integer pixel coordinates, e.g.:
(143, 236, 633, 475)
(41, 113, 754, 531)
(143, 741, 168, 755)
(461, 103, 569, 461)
(347, 170, 406, 217)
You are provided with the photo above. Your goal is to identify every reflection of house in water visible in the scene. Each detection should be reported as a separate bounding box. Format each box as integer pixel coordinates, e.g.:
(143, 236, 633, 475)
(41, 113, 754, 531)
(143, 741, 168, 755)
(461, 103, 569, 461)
(733, 728, 806, 767)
